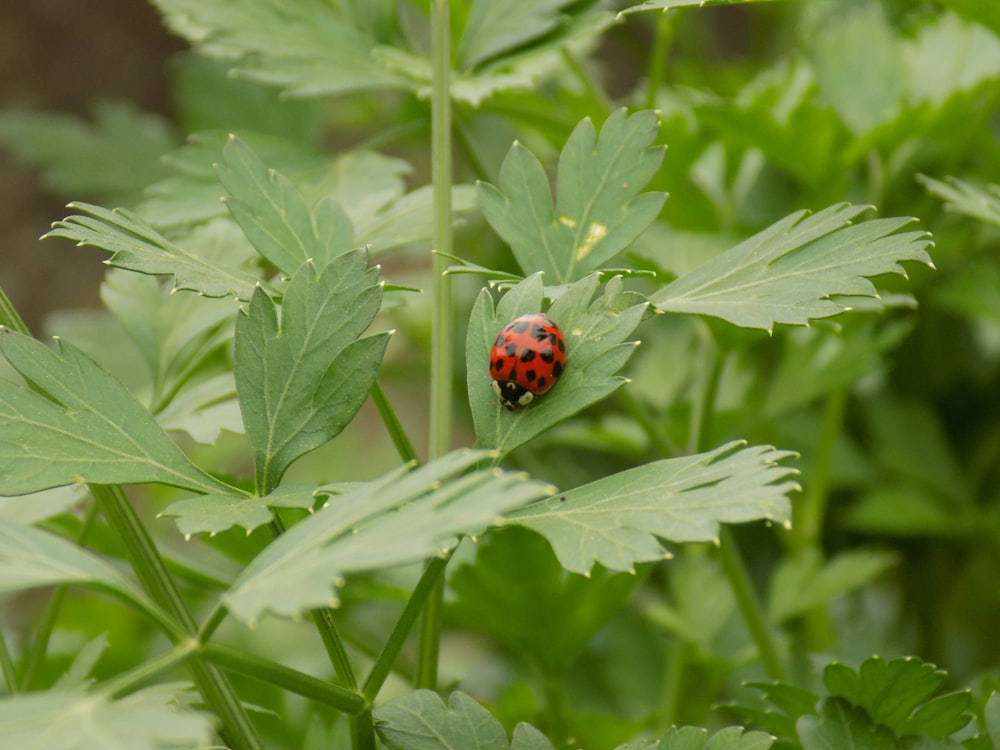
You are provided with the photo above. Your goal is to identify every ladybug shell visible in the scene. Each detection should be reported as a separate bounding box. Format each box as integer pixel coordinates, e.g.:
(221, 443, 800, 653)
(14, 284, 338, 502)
(489, 313, 566, 410)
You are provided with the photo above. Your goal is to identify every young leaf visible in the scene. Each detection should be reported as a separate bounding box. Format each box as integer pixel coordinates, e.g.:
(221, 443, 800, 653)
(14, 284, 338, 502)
(374, 689, 554, 750)
(449, 527, 642, 674)
(151, 0, 409, 97)
(797, 698, 898, 750)
(478, 108, 666, 284)
(0, 684, 213, 750)
(615, 726, 775, 750)
(918, 174, 1000, 228)
(161, 484, 320, 537)
(44, 201, 264, 300)
(458, 0, 577, 69)
(823, 657, 972, 738)
(508, 441, 797, 575)
(217, 136, 352, 273)
(234, 249, 389, 492)
(223, 450, 553, 623)
(0, 329, 234, 496)
(650, 204, 934, 332)
(467, 273, 646, 457)
(620, 0, 777, 12)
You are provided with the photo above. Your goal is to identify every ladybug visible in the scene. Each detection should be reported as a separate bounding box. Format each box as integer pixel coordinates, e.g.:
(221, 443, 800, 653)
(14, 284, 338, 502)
(489, 313, 566, 410)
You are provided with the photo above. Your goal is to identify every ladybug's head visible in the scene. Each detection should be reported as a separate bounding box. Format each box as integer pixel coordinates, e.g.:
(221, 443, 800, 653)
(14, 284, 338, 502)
(491, 379, 534, 410)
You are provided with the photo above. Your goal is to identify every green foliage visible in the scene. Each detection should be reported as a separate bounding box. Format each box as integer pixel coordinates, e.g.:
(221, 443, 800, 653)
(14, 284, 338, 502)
(2, 1, 999, 749)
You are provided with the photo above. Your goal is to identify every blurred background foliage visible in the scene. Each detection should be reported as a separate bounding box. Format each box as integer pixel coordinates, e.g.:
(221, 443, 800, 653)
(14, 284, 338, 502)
(2, 0, 1000, 746)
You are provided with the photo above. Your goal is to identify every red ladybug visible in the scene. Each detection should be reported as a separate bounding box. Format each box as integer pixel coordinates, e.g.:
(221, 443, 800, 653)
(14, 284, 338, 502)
(489, 313, 566, 410)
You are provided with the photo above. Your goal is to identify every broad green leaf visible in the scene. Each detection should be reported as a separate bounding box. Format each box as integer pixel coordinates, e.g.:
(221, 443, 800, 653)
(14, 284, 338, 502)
(797, 697, 898, 750)
(467, 273, 646, 457)
(509, 441, 797, 574)
(0, 683, 213, 750)
(620, 0, 778, 12)
(0, 518, 144, 604)
(0, 485, 88, 525)
(223, 450, 553, 623)
(478, 108, 666, 284)
(0, 101, 176, 203)
(650, 204, 934, 331)
(616, 726, 775, 750)
(44, 202, 264, 300)
(449, 527, 642, 674)
(375, 690, 552, 750)
(904, 13, 1000, 107)
(161, 484, 321, 537)
(234, 249, 389, 491)
(217, 136, 352, 273)
(985, 692, 1000, 746)
(151, 0, 408, 97)
(155, 373, 243, 445)
(0, 329, 233, 496)
(458, 0, 576, 69)
(918, 175, 1000, 228)
(823, 657, 972, 738)
(768, 547, 899, 623)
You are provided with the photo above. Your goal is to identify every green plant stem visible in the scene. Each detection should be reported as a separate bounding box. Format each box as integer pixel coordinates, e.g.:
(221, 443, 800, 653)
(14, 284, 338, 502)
(371, 381, 419, 464)
(0, 282, 30, 335)
(717, 526, 786, 681)
(201, 644, 367, 714)
(644, 12, 673, 110)
(363, 556, 449, 702)
(0, 625, 16, 695)
(21, 501, 102, 690)
(91, 485, 262, 750)
(102, 640, 199, 700)
(541, 671, 569, 743)
(417, 0, 453, 693)
(561, 48, 612, 116)
(792, 388, 847, 553)
(693, 339, 786, 682)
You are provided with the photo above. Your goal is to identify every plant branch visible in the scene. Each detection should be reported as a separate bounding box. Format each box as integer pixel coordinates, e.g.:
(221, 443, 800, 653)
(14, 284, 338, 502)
(371, 381, 419, 464)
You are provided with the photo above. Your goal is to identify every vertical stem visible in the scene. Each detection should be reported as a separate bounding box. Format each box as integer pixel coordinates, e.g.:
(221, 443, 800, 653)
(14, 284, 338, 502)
(417, 0, 453, 692)
(792, 388, 847, 553)
(21, 501, 101, 690)
(644, 12, 673, 110)
(693, 336, 786, 681)
(0, 625, 16, 694)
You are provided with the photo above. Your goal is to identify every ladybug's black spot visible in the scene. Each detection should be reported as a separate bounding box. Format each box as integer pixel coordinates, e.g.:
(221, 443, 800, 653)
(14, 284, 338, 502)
(505, 342, 518, 357)
(494, 333, 507, 347)
(552, 360, 563, 378)
(525, 369, 537, 382)
(492, 358, 505, 372)
(536, 376, 547, 389)
(540, 348, 554, 364)
(531, 324, 549, 341)
(511, 320, 531, 334)
(557, 338, 565, 353)
(520, 349, 536, 363)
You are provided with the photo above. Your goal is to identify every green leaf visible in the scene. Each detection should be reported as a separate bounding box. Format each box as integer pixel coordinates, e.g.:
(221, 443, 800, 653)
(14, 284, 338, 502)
(0, 329, 232, 496)
(223, 450, 553, 623)
(161, 484, 321, 537)
(508, 441, 797, 575)
(823, 657, 972, 738)
(0, 101, 176, 203)
(798, 697, 898, 750)
(151, 0, 409, 97)
(374, 689, 553, 750)
(0, 518, 144, 603)
(0, 683, 213, 750)
(449, 526, 642, 674)
(217, 135, 352, 273)
(44, 201, 264, 300)
(768, 548, 899, 623)
(100, 268, 236, 410)
(458, 0, 577, 69)
(616, 726, 776, 750)
(234, 249, 389, 491)
(467, 273, 646, 457)
(620, 0, 778, 12)
(650, 204, 934, 331)
(918, 175, 1000, 228)
(53, 634, 108, 690)
(478, 108, 666, 284)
